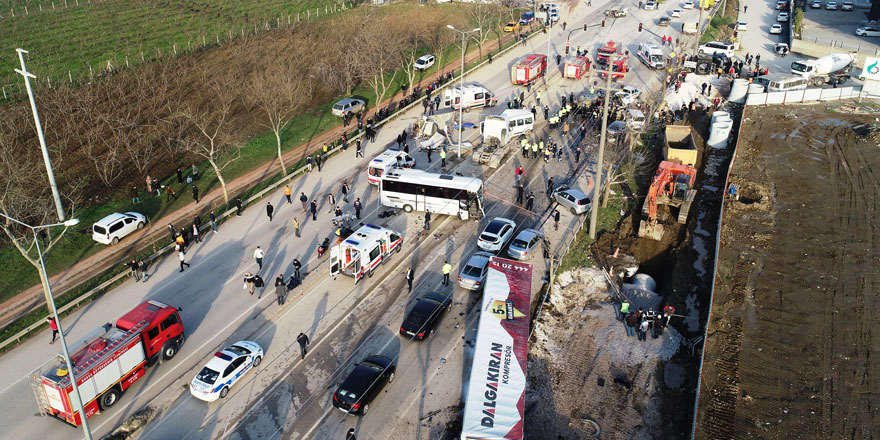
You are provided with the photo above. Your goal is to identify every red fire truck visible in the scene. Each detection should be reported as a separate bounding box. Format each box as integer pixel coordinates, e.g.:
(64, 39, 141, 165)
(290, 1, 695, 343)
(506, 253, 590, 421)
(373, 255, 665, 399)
(510, 54, 547, 85)
(600, 55, 629, 80)
(32, 300, 185, 426)
(563, 56, 591, 79)
(596, 41, 619, 64)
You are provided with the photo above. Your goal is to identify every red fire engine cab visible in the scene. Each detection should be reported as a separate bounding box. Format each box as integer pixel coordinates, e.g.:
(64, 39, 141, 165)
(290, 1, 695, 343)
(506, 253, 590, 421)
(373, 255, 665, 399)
(32, 300, 185, 426)
(510, 54, 547, 85)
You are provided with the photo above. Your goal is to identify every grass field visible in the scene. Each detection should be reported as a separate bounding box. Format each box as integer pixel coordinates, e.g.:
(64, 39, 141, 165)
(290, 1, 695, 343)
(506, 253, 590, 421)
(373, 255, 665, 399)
(0, 0, 346, 90)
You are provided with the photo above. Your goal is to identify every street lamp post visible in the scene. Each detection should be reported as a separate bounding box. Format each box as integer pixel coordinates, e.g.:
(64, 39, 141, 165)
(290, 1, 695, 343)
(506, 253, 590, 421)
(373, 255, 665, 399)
(588, 53, 618, 239)
(446, 25, 480, 158)
(14, 49, 65, 222)
(0, 214, 91, 439)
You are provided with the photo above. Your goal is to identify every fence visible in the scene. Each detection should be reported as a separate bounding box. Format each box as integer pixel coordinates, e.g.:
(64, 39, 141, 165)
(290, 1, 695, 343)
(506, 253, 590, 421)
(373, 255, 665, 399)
(0, 2, 355, 101)
(744, 85, 871, 105)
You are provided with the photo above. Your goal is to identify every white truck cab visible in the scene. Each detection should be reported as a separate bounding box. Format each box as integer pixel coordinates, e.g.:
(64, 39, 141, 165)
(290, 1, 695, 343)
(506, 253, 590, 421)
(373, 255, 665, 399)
(443, 84, 498, 111)
(480, 109, 534, 145)
(367, 149, 416, 185)
(330, 224, 403, 282)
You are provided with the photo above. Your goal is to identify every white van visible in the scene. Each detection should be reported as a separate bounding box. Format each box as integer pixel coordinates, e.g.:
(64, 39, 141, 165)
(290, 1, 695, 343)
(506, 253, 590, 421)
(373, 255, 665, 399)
(627, 109, 646, 130)
(755, 73, 808, 92)
(92, 212, 147, 245)
(367, 149, 416, 185)
(443, 85, 497, 111)
(480, 109, 534, 145)
(698, 41, 735, 57)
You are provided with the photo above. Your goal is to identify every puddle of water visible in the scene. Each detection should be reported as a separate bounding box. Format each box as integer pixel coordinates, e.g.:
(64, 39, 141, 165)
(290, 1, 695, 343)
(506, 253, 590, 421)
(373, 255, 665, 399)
(789, 128, 801, 139)
(702, 184, 719, 193)
(816, 118, 852, 127)
(692, 235, 708, 278)
(685, 292, 700, 332)
(664, 361, 687, 388)
(703, 154, 726, 177)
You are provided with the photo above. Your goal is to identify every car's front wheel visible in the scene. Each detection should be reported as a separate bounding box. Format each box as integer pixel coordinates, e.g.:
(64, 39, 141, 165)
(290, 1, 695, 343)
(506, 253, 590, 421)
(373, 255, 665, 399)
(220, 387, 229, 399)
(253, 356, 262, 367)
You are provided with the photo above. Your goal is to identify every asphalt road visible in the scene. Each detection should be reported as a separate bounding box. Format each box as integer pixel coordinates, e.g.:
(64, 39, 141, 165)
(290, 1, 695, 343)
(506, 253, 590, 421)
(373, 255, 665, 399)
(0, 0, 756, 438)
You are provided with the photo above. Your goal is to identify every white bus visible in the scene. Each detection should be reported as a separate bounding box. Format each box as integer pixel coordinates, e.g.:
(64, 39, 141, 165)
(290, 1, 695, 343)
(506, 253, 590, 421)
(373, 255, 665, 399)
(379, 169, 484, 220)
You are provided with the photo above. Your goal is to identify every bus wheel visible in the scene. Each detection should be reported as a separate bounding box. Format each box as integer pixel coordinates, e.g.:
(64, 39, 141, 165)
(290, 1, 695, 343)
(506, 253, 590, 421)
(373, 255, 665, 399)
(403, 205, 413, 213)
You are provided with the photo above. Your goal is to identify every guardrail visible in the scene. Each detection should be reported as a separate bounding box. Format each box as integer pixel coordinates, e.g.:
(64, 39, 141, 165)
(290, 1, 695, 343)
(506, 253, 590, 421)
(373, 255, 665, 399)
(0, 25, 550, 352)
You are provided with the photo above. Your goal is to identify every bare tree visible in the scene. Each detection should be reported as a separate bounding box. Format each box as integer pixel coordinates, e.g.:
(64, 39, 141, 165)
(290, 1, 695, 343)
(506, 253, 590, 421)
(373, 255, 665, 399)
(176, 75, 243, 206)
(357, 17, 403, 110)
(247, 59, 312, 176)
(468, 3, 500, 60)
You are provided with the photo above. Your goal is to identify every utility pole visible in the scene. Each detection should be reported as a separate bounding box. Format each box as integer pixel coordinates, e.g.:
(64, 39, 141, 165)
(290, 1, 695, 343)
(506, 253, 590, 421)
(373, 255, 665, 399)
(692, 0, 705, 56)
(588, 53, 620, 239)
(447, 25, 481, 158)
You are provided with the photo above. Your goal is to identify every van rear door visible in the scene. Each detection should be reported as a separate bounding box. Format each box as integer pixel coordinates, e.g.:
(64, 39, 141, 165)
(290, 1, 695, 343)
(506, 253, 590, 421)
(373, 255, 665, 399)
(330, 246, 341, 276)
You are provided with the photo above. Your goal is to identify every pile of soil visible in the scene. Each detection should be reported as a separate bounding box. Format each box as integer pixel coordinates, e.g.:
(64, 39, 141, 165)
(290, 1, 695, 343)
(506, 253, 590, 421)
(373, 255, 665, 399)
(696, 104, 880, 439)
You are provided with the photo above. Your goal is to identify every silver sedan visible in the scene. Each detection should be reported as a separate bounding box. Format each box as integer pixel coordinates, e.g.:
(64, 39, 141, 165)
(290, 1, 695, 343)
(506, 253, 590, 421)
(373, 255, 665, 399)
(553, 186, 592, 215)
(458, 251, 494, 290)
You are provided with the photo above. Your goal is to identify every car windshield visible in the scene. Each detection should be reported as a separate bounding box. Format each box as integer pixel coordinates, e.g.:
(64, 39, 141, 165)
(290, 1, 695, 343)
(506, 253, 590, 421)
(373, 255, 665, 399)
(484, 221, 505, 234)
(227, 345, 252, 356)
(463, 264, 484, 277)
(196, 366, 220, 385)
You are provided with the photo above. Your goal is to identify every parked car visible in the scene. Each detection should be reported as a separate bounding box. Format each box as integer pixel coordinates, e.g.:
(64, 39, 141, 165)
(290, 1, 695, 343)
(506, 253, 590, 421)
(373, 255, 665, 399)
(414, 54, 435, 71)
(698, 41, 735, 57)
(332, 355, 395, 416)
(776, 0, 787, 9)
(519, 11, 536, 24)
(548, 11, 560, 22)
(503, 22, 520, 32)
(682, 0, 695, 9)
(856, 26, 880, 36)
(190, 341, 263, 402)
(458, 251, 494, 290)
(606, 120, 628, 140)
(553, 186, 592, 215)
(841, 1, 853, 10)
(614, 85, 642, 105)
(776, 11, 789, 21)
(735, 21, 748, 31)
(825, 1, 837, 9)
(332, 98, 365, 117)
(810, 0, 822, 7)
(92, 212, 147, 245)
(769, 24, 783, 34)
(507, 229, 544, 260)
(658, 16, 671, 26)
(477, 217, 517, 252)
(671, 8, 682, 17)
(399, 292, 453, 341)
(644, 1, 656, 9)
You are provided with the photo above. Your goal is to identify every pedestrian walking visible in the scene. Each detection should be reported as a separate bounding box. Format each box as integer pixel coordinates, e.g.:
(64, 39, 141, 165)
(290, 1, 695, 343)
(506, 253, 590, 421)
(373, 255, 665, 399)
(254, 246, 265, 271)
(424, 210, 431, 230)
(354, 198, 362, 219)
(293, 217, 301, 237)
(192, 164, 199, 181)
(192, 223, 201, 243)
(306, 155, 313, 172)
(244, 271, 256, 295)
(341, 182, 351, 202)
(535, 91, 541, 106)
(266, 201, 274, 222)
(553, 208, 560, 231)
(178, 250, 190, 272)
(310, 200, 318, 221)
(442, 261, 452, 286)
(316, 153, 323, 172)
(275, 274, 287, 305)
(164, 185, 177, 201)
(292, 258, 302, 281)
(131, 186, 140, 205)
(652, 312, 665, 338)
(298, 192, 308, 211)
(297, 332, 310, 359)
(284, 185, 293, 204)
(47, 317, 58, 344)
(624, 311, 638, 337)
(236, 197, 243, 216)
(525, 192, 535, 211)
(440, 148, 447, 168)
(406, 267, 414, 292)
(516, 184, 525, 204)
(546, 177, 554, 197)
(638, 318, 649, 341)
(139, 259, 149, 282)
(327, 194, 337, 213)
(210, 211, 218, 233)
(346, 428, 357, 440)
(128, 259, 140, 281)
(356, 140, 363, 158)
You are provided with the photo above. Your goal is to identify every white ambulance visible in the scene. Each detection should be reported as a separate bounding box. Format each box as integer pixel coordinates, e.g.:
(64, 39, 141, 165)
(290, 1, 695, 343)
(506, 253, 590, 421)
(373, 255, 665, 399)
(443, 84, 498, 111)
(330, 224, 404, 282)
(367, 149, 416, 185)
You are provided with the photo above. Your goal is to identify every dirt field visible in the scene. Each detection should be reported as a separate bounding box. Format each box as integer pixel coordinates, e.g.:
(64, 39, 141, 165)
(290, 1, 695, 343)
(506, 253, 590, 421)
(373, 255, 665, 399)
(695, 103, 880, 439)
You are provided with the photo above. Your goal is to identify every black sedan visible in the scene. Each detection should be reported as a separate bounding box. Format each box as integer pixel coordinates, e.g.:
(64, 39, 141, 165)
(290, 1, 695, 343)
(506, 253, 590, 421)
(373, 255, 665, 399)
(399, 292, 452, 341)
(332, 355, 396, 416)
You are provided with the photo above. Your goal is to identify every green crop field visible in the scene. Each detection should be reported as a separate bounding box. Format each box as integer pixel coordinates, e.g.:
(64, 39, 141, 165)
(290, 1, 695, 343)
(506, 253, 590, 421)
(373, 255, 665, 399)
(0, 0, 346, 91)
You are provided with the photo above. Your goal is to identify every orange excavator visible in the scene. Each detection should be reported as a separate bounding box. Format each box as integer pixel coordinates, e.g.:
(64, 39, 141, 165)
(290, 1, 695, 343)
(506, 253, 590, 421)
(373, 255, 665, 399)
(638, 160, 697, 240)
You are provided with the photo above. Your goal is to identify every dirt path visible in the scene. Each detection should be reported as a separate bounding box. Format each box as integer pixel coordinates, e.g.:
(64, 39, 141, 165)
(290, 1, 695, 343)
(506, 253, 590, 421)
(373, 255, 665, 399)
(695, 104, 880, 439)
(0, 31, 522, 329)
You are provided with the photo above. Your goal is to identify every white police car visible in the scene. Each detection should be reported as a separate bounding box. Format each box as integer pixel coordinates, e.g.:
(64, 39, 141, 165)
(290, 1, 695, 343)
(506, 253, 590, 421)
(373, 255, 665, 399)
(190, 341, 264, 402)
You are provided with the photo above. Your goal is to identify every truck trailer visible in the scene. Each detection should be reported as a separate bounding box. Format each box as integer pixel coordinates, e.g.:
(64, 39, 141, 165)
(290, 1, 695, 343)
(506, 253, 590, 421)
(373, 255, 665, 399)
(461, 257, 532, 440)
(32, 300, 185, 426)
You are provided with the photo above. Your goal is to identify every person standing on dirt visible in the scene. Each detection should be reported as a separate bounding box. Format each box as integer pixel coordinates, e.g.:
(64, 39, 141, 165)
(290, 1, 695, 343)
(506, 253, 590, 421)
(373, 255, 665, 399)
(146, 175, 154, 195)
(297, 332, 310, 359)
(192, 185, 199, 203)
(624, 312, 638, 337)
(619, 299, 631, 320)
(638, 318, 649, 341)
(652, 313, 665, 339)
(176, 166, 184, 184)
(192, 164, 199, 181)
(266, 201, 275, 222)
(165, 185, 177, 202)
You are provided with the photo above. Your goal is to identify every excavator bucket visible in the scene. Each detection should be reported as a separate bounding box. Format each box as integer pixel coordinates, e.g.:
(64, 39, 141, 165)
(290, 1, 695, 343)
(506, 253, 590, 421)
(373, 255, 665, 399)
(638, 219, 665, 240)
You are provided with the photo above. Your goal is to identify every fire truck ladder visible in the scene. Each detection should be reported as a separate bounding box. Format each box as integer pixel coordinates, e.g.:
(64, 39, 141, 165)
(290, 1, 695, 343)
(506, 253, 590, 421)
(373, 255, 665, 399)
(30, 370, 48, 417)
